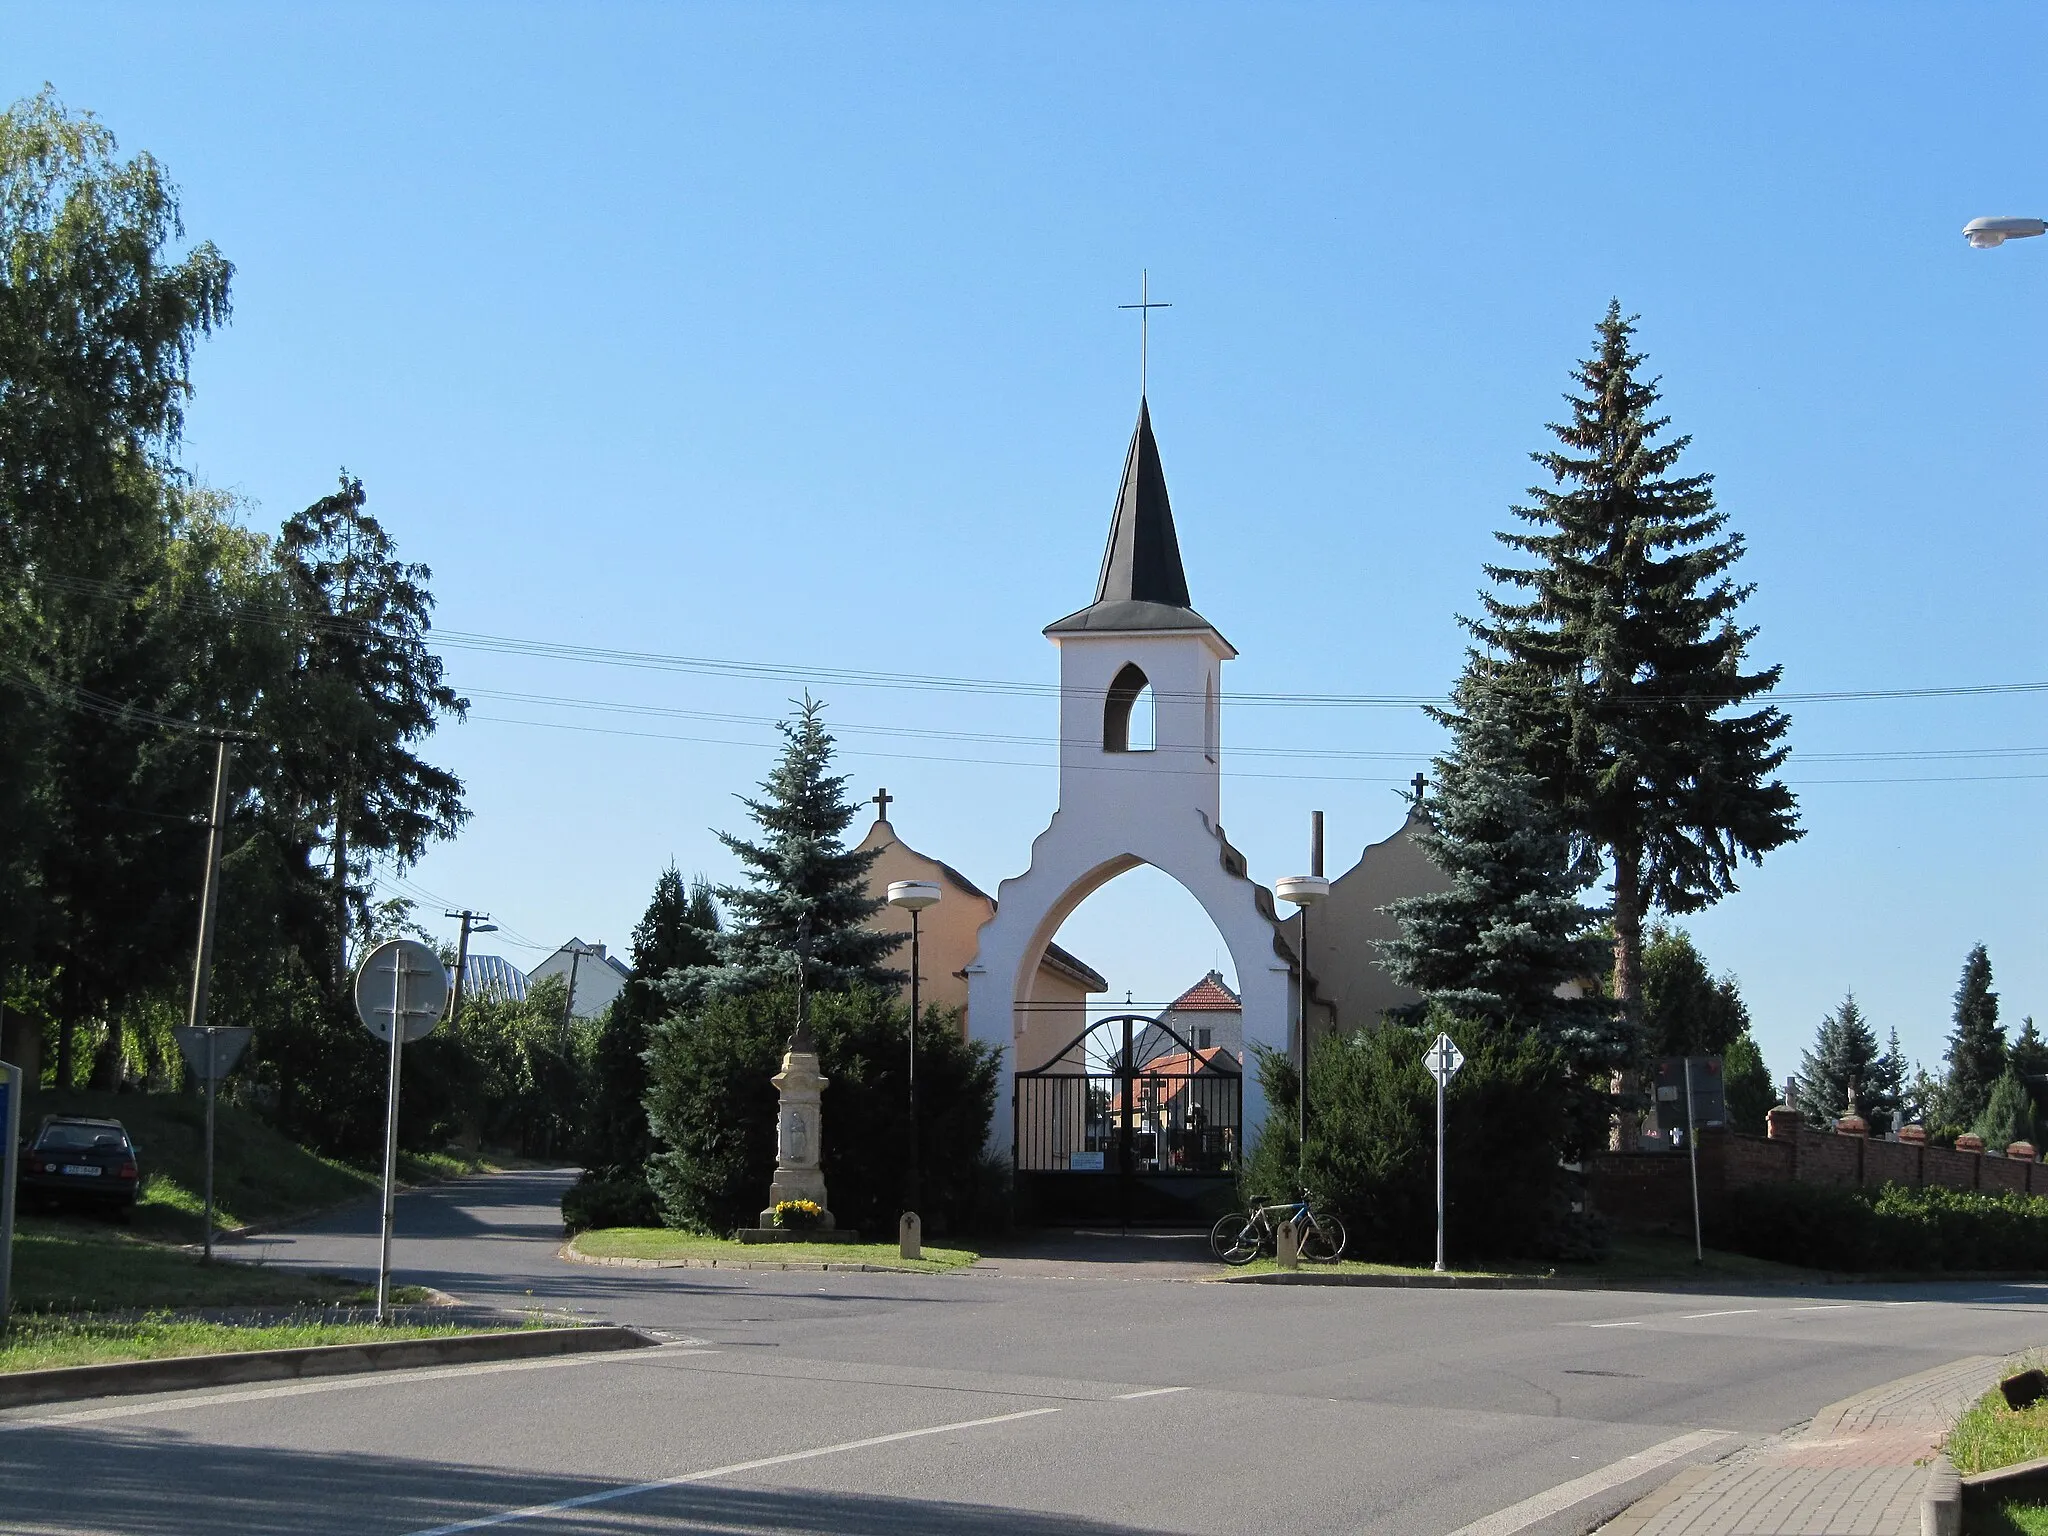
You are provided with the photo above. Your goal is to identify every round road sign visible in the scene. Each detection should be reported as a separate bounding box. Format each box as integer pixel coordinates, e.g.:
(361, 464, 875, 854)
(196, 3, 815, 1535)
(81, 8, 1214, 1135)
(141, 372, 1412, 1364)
(354, 938, 450, 1044)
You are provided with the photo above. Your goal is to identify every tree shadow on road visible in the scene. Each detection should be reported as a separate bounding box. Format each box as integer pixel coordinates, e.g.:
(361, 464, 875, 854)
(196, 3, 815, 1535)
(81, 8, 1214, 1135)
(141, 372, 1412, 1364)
(0, 1426, 1173, 1534)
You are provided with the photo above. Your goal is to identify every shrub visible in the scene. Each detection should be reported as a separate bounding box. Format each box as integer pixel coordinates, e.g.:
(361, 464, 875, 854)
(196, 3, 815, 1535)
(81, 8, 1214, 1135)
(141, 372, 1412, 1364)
(1711, 1181, 2048, 1272)
(1244, 1009, 1577, 1263)
(645, 986, 999, 1237)
(561, 1172, 662, 1233)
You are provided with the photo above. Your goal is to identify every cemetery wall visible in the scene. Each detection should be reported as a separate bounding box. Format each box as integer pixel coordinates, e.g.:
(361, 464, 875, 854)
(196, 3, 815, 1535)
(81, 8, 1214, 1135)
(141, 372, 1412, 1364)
(1586, 1116, 2046, 1232)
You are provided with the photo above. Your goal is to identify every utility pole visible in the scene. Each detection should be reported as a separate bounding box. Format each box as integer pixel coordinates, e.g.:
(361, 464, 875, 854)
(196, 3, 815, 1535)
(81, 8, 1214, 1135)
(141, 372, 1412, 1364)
(443, 909, 496, 1031)
(186, 737, 233, 1041)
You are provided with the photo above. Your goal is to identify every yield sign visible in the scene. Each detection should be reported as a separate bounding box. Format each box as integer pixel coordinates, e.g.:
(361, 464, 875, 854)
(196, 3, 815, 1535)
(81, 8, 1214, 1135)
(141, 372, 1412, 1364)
(1425, 1033, 1464, 1088)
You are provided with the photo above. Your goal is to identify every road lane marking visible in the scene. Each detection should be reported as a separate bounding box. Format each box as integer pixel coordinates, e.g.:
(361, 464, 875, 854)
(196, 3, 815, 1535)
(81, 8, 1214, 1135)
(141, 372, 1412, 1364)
(1114, 1386, 1190, 1399)
(1791, 1304, 1859, 1312)
(1681, 1309, 1760, 1319)
(1587, 1320, 1648, 1328)
(402, 1406, 1065, 1534)
(1442, 1428, 1735, 1536)
(0, 1346, 709, 1433)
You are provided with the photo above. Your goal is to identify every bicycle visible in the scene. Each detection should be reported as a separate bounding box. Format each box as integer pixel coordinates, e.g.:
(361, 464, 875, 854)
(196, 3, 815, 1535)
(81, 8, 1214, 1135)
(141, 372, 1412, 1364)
(1210, 1191, 1348, 1265)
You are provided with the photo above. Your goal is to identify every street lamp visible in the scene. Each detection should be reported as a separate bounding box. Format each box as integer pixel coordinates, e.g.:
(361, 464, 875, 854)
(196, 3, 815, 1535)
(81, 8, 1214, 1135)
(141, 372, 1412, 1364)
(1275, 874, 1330, 1177)
(1964, 216, 2047, 250)
(887, 880, 941, 1214)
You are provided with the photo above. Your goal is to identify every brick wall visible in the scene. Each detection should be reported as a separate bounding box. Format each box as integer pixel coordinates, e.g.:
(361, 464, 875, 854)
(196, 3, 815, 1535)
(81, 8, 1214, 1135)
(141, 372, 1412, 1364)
(1587, 1119, 2042, 1231)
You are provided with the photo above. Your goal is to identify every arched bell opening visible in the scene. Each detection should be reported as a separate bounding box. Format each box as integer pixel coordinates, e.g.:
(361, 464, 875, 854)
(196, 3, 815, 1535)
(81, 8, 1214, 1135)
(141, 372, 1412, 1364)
(1102, 662, 1156, 753)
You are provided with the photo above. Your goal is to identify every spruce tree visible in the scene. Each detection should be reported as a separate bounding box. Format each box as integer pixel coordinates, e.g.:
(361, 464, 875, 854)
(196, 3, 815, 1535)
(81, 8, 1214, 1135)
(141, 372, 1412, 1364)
(692, 696, 902, 997)
(1466, 303, 1800, 1034)
(1974, 1070, 2036, 1151)
(1869, 1028, 1909, 1129)
(2009, 1017, 2048, 1127)
(1382, 674, 1619, 1069)
(581, 866, 719, 1182)
(1797, 992, 1882, 1125)
(1944, 943, 2005, 1127)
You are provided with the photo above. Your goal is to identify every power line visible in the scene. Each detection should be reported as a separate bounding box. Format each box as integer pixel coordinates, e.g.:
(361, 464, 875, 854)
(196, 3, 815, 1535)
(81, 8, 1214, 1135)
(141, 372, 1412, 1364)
(35, 569, 2048, 712)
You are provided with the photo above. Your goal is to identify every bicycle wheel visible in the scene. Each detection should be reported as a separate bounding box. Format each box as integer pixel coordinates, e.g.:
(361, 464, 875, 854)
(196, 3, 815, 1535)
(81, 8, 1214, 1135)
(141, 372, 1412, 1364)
(1211, 1213, 1262, 1266)
(1300, 1211, 1348, 1263)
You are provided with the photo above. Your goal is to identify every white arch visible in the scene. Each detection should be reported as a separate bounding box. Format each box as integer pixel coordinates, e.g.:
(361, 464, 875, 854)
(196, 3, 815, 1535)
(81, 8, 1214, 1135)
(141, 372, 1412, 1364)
(965, 802, 1293, 1156)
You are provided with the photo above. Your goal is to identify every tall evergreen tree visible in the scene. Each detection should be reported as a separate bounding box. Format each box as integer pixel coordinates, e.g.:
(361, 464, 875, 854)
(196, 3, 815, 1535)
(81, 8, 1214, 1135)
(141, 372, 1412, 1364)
(1943, 943, 2005, 1128)
(691, 696, 902, 996)
(581, 867, 719, 1180)
(1797, 992, 1885, 1125)
(1466, 303, 1799, 1037)
(1869, 1027, 1909, 1129)
(1382, 674, 1618, 1069)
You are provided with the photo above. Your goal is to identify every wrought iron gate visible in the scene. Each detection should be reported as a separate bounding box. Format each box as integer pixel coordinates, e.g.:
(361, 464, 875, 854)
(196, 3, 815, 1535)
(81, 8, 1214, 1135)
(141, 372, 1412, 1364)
(1013, 1013, 1241, 1226)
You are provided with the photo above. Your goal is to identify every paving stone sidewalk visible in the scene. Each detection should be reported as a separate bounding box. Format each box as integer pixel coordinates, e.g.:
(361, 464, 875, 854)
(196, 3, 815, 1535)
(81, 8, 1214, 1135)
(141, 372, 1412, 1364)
(1597, 1354, 2008, 1536)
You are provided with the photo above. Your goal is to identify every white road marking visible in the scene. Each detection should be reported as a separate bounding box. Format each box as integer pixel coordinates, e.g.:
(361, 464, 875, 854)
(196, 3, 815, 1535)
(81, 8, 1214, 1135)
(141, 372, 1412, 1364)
(0, 1346, 708, 1433)
(402, 1405, 1065, 1534)
(1442, 1428, 1735, 1536)
(1791, 1304, 1859, 1312)
(1114, 1386, 1190, 1399)
(1587, 1320, 1648, 1328)
(1681, 1309, 1760, 1320)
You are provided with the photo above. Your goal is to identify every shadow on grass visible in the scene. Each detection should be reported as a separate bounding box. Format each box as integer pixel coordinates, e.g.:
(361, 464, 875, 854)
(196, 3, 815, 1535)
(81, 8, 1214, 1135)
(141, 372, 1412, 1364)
(0, 1428, 1170, 1534)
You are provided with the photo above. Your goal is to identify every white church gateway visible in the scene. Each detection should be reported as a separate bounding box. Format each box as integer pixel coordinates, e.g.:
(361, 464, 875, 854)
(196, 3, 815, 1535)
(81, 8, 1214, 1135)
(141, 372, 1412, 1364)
(963, 400, 1304, 1170)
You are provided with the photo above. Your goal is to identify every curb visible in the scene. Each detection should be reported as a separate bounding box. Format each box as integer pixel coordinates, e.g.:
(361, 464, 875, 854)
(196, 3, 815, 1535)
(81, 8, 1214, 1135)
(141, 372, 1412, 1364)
(0, 1324, 658, 1411)
(1214, 1269, 1551, 1289)
(558, 1242, 932, 1274)
(1923, 1454, 1961, 1536)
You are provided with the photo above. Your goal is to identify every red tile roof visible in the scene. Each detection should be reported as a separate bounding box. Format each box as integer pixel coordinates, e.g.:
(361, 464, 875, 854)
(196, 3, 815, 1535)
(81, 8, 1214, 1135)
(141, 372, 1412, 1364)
(1166, 970, 1241, 1013)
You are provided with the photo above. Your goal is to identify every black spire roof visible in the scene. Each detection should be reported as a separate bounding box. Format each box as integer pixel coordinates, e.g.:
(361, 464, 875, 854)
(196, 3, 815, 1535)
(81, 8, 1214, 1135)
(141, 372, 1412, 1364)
(1045, 399, 1225, 640)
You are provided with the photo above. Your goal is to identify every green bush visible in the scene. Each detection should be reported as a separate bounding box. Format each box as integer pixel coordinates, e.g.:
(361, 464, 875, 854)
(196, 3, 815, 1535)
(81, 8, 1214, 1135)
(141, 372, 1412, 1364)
(645, 986, 999, 1238)
(1244, 1011, 1581, 1263)
(561, 1173, 662, 1233)
(1712, 1180, 2048, 1272)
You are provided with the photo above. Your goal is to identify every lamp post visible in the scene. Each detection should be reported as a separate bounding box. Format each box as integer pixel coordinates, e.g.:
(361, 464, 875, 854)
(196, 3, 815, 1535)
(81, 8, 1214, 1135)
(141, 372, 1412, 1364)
(887, 881, 941, 1214)
(1275, 873, 1330, 1180)
(1964, 216, 2047, 249)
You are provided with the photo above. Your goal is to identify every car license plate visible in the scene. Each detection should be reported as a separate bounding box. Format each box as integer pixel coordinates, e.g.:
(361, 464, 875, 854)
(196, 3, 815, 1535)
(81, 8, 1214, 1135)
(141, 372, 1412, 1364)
(60, 1164, 102, 1177)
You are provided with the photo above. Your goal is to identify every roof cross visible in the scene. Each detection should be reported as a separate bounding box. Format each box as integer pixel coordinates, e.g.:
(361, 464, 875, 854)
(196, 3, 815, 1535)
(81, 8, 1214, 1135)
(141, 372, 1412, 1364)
(872, 786, 893, 822)
(1411, 772, 1427, 804)
(1118, 270, 1172, 398)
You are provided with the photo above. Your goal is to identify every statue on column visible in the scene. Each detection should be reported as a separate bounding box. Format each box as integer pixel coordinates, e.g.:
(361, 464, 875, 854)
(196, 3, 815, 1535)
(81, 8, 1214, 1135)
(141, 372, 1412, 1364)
(759, 914, 837, 1231)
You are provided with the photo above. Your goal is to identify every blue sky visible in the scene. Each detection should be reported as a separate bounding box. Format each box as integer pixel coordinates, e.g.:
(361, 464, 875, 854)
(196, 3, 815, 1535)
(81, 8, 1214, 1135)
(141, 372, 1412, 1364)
(11, 4, 2045, 1091)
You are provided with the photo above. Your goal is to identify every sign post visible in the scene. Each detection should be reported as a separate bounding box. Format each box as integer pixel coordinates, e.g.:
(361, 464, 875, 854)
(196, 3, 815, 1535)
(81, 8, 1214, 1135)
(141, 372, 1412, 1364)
(0, 1059, 19, 1326)
(1685, 1056, 1703, 1265)
(173, 1026, 253, 1262)
(1424, 1032, 1463, 1273)
(353, 939, 449, 1323)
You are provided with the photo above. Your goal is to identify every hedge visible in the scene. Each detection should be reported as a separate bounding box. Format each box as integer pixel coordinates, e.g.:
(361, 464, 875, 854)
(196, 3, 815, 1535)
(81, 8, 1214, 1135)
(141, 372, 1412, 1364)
(1712, 1181, 2048, 1272)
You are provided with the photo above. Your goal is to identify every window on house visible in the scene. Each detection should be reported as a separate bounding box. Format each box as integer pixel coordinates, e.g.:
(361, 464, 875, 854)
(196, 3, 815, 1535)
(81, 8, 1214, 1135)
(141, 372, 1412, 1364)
(1103, 662, 1155, 752)
(1196, 1027, 1212, 1049)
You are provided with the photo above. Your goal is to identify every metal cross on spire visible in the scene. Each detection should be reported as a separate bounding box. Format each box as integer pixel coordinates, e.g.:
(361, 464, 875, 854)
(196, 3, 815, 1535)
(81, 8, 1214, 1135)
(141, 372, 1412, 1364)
(872, 787, 893, 822)
(1118, 269, 1172, 397)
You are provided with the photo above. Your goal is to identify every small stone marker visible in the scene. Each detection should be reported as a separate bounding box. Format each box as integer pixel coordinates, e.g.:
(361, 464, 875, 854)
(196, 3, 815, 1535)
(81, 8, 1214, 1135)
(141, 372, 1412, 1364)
(899, 1211, 921, 1261)
(1275, 1216, 1300, 1270)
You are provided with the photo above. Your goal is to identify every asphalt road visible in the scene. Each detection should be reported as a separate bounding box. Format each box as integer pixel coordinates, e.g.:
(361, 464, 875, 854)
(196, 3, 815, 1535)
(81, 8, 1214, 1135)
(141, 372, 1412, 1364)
(7, 1169, 2048, 1535)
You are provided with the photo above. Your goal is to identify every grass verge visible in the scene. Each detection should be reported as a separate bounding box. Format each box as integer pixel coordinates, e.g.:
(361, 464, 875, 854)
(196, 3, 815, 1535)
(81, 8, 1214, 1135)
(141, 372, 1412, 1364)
(1946, 1359, 2048, 1475)
(23, 1090, 508, 1245)
(1971, 1503, 2048, 1535)
(11, 1217, 391, 1313)
(0, 1313, 480, 1374)
(569, 1227, 978, 1273)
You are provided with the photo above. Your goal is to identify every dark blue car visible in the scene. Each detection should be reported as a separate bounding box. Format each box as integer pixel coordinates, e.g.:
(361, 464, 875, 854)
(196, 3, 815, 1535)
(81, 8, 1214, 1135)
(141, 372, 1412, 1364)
(19, 1116, 140, 1220)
